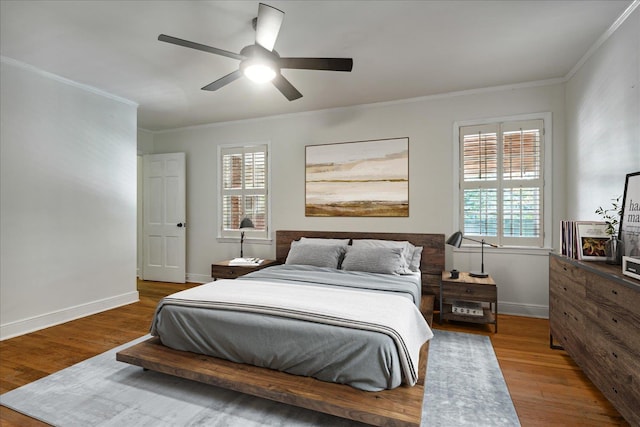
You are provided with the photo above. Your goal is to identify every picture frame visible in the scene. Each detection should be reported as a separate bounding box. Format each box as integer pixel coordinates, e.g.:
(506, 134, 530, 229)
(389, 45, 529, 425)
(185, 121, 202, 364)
(575, 221, 608, 261)
(305, 137, 409, 217)
(618, 171, 640, 257)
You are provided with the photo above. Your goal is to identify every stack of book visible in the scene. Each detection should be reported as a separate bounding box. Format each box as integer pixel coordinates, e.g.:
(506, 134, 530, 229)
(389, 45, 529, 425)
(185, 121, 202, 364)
(451, 301, 484, 316)
(560, 220, 578, 259)
(229, 257, 263, 266)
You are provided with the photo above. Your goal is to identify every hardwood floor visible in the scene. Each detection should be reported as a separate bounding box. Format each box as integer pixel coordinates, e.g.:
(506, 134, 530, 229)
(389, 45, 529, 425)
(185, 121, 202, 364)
(0, 280, 628, 427)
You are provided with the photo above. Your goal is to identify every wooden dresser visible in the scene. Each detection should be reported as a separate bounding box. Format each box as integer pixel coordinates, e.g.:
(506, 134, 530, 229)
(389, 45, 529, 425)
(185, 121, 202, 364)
(549, 253, 640, 426)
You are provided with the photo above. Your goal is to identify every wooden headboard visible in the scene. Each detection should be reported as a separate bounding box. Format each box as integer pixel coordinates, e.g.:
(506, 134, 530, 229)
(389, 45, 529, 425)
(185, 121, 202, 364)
(275, 230, 445, 296)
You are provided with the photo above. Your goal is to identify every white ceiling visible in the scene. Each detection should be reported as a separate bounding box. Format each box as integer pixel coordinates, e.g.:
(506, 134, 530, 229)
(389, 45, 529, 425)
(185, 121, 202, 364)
(0, 1, 633, 131)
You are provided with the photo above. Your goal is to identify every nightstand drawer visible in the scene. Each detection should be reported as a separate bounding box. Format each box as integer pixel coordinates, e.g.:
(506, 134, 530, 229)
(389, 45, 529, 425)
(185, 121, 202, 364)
(210, 266, 244, 279)
(211, 259, 279, 280)
(441, 282, 496, 300)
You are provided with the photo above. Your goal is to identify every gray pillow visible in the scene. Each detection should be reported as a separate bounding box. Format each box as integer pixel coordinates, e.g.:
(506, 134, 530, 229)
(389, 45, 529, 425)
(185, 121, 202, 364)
(285, 243, 346, 268)
(409, 246, 423, 272)
(351, 239, 415, 271)
(341, 246, 410, 275)
(299, 237, 350, 246)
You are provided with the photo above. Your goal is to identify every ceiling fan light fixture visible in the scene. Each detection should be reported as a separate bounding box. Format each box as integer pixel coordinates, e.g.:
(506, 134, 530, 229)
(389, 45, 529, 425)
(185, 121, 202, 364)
(242, 62, 277, 83)
(159, 3, 353, 100)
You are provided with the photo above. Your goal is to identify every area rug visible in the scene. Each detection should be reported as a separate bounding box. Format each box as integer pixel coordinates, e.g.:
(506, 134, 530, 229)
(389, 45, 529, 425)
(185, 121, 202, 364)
(1, 329, 520, 426)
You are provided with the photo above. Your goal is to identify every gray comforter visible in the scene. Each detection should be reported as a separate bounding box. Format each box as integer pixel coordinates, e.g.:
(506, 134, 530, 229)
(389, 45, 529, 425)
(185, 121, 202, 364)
(150, 265, 431, 391)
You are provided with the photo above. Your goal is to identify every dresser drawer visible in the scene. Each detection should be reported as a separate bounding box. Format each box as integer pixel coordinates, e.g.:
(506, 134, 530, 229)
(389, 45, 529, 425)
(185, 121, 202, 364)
(587, 277, 640, 322)
(583, 335, 640, 427)
(589, 303, 640, 354)
(589, 329, 640, 383)
(549, 293, 585, 354)
(549, 256, 586, 300)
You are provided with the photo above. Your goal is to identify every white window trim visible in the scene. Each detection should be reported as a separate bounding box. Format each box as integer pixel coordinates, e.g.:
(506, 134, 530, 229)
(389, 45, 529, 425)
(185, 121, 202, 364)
(452, 112, 553, 251)
(216, 141, 272, 243)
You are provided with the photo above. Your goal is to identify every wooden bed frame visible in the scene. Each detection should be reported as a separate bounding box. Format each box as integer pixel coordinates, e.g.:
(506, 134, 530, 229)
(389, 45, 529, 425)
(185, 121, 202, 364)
(117, 231, 444, 427)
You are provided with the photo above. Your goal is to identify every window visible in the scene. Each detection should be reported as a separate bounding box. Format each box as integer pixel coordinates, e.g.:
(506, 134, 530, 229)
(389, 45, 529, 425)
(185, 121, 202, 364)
(219, 144, 269, 239)
(457, 118, 546, 247)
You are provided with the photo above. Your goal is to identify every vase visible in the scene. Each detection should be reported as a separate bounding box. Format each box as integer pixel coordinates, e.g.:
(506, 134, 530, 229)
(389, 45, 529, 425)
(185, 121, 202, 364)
(605, 236, 624, 265)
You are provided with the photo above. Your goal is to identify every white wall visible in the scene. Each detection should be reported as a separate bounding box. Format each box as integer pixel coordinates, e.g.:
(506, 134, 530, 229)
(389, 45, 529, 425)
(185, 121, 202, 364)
(149, 82, 566, 317)
(565, 6, 640, 220)
(0, 58, 139, 339)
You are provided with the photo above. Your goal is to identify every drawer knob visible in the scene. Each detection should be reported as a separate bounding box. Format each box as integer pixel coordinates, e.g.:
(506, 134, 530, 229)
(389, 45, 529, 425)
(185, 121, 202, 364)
(611, 289, 618, 295)
(612, 317, 618, 323)
(612, 352, 618, 359)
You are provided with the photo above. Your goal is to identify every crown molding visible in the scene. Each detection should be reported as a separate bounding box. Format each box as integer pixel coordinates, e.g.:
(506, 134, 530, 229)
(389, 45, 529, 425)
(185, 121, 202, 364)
(1, 55, 138, 107)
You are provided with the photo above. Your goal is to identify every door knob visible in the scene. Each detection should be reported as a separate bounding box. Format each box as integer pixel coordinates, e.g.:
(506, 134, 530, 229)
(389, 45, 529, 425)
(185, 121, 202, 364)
(177, 222, 184, 228)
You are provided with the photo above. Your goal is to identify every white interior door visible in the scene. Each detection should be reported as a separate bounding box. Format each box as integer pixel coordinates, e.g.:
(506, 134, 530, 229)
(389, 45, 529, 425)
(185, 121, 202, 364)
(142, 153, 186, 283)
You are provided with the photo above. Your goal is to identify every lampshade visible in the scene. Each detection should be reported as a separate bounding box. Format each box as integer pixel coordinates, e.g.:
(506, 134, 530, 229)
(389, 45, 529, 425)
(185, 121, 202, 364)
(446, 231, 464, 248)
(239, 218, 255, 229)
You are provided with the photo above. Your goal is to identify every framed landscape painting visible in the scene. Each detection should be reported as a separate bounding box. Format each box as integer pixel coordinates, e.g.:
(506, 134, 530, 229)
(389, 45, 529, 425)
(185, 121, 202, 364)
(305, 137, 409, 217)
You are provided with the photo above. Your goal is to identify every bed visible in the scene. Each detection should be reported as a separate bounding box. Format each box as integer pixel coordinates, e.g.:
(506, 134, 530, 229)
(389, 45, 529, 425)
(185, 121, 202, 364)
(117, 230, 445, 426)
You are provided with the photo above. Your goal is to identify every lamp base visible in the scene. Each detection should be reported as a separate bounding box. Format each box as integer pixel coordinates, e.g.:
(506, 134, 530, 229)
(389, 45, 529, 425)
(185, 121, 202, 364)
(469, 271, 489, 278)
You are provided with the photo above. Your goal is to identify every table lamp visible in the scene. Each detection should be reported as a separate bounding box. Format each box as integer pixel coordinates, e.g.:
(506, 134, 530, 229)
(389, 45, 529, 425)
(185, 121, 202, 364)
(446, 231, 498, 278)
(239, 217, 254, 258)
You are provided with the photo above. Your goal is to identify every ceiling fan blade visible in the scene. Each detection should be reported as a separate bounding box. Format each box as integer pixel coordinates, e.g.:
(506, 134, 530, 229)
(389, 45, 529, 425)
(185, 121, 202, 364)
(158, 34, 244, 61)
(201, 70, 243, 91)
(255, 3, 284, 51)
(272, 74, 302, 101)
(279, 57, 353, 72)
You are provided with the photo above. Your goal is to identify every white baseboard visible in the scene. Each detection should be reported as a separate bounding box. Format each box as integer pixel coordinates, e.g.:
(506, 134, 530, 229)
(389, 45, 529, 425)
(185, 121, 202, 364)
(498, 301, 548, 319)
(186, 273, 212, 284)
(0, 291, 140, 341)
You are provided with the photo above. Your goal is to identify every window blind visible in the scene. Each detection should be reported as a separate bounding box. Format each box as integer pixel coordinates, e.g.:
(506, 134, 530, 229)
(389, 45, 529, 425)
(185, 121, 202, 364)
(220, 144, 268, 239)
(460, 119, 544, 247)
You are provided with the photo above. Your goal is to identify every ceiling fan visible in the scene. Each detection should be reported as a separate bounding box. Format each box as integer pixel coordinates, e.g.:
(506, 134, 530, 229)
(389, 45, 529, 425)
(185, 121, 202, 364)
(158, 2, 353, 101)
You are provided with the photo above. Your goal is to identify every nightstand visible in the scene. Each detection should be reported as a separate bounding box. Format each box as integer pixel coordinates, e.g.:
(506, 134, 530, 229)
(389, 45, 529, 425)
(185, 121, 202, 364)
(440, 271, 498, 332)
(211, 259, 279, 280)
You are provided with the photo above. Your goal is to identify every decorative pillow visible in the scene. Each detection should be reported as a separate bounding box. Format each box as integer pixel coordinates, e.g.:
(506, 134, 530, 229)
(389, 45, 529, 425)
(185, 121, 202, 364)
(409, 246, 423, 272)
(351, 239, 415, 271)
(285, 243, 346, 268)
(341, 246, 410, 275)
(299, 237, 350, 246)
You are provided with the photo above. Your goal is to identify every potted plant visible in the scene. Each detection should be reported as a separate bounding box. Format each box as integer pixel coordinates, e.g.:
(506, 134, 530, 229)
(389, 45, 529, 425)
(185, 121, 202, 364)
(595, 196, 624, 264)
